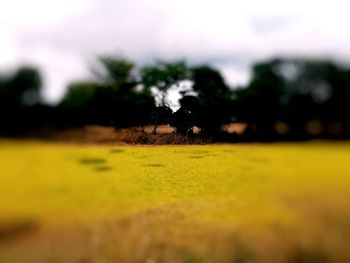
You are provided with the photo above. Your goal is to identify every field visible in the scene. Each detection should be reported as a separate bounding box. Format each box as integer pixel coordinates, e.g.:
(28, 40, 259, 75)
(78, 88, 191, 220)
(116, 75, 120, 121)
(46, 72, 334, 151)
(0, 140, 350, 263)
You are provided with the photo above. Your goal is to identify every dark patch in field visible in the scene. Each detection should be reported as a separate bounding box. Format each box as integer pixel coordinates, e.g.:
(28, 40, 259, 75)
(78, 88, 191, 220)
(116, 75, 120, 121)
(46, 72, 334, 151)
(144, 163, 165, 168)
(192, 150, 209, 154)
(53, 187, 70, 194)
(79, 158, 106, 165)
(232, 239, 255, 263)
(291, 248, 328, 263)
(135, 155, 149, 159)
(173, 150, 209, 155)
(110, 149, 124, 154)
(239, 165, 253, 171)
(0, 219, 39, 242)
(188, 155, 204, 159)
(182, 250, 204, 263)
(249, 157, 270, 164)
(79, 157, 112, 172)
(223, 149, 236, 153)
(95, 166, 113, 172)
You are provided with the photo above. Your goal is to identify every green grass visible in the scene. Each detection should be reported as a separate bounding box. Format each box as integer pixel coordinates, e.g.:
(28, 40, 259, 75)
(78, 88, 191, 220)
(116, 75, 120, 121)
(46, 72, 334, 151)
(0, 140, 350, 262)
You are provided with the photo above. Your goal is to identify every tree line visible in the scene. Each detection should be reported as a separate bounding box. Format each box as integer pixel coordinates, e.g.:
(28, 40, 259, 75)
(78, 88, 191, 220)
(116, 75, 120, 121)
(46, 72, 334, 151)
(1, 56, 350, 141)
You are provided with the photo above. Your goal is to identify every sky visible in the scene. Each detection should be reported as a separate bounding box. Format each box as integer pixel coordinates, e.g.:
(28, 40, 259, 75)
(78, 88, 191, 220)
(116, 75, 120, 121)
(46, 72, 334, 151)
(1, 0, 350, 104)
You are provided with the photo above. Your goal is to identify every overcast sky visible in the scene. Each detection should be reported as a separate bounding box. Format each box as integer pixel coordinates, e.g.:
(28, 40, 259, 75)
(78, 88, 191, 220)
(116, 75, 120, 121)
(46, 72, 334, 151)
(1, 0, 350, 104)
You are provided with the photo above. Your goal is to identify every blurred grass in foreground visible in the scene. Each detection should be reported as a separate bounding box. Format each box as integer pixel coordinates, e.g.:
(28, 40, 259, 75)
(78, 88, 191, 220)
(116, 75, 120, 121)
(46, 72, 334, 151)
(0, 140, 350, 262)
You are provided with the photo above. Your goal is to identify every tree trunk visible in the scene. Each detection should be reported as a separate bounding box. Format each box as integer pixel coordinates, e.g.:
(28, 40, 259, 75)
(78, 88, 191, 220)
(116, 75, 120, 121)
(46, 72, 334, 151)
(152, 124, 158, 134)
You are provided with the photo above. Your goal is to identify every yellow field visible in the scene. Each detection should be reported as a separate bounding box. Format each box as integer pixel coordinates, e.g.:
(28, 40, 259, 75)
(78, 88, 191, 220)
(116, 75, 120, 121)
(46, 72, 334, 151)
(0, 140, 350, 263)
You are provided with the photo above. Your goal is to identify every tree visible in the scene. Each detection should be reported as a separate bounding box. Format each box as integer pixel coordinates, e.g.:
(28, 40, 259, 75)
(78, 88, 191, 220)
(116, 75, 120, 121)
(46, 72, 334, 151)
(60, 56, 155, 127)
(190, 65, 233, 136)
(141, 61, 189, 133)
(60, 82, 96, 109)
(281, 59, 350, 137)
(171, 95, 199, 135)
(0, 66, 42, 108)
(235, 60, 285, 139)
(141, 61, 189, 105)
(0, 66, 43, 133)
(234, 58, 350, 139)
(93, 56, 155, 127)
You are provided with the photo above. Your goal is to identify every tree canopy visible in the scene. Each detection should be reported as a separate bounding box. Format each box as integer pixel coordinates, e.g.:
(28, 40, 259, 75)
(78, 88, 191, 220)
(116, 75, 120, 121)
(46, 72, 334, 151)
(2, 56, 350, 141)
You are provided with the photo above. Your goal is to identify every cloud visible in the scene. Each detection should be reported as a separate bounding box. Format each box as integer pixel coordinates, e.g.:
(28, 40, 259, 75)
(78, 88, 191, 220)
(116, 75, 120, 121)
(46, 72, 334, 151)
(2, 0, 350, 103)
